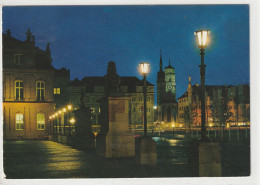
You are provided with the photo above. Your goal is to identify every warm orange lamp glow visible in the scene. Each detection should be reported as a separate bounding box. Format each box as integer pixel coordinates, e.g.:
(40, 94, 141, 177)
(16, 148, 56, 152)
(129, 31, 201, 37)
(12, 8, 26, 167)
(194, 30, 210, 48)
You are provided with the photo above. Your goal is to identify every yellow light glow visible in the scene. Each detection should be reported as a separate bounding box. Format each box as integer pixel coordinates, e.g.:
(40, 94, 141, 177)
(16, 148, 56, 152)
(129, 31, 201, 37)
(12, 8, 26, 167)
(209, 123, 213, 127)
(63, 108, 67, 112)
(55, 113, 58, 116)
(52, 115, 55, 118)
(172, 124, 175, 128)
(154, 106, 157, 110)
(68, 105, 72, 110)
(194, 30, 210, 47)
(139, 62, 150, 76)
(70, 118, 75, 124)
(58, 110, 62, 114)
(49, 116, 52, 120)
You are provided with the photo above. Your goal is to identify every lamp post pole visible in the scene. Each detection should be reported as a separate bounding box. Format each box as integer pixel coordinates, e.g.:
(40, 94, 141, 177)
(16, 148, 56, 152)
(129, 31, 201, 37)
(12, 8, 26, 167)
(139, 62, 149, 137)
(143, 75, 147, 137)
(194, 30, 210, 141)
(200, 47, 207, 141)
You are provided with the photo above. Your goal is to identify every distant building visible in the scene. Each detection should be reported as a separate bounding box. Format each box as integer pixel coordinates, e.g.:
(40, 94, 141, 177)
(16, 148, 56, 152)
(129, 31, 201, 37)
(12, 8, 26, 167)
(62, 61, 155, 128)
(156, 51, 178, 125)
(3, 29, 56, 139)
(177, 77, 250, 127)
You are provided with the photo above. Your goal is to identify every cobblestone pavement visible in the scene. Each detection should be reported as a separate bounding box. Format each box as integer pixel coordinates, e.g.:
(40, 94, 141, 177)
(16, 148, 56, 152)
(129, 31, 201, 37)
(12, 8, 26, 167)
(3, 134, 250, 179)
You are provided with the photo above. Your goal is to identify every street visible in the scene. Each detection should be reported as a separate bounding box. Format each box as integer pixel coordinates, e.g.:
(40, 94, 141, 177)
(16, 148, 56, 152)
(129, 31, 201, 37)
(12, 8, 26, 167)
(3, 133, 250, 178)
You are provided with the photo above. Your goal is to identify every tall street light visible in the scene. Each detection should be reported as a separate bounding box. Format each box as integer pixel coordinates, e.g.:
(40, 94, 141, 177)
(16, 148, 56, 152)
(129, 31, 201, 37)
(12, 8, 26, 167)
(139, 62, 150, 137)
(67, 105, 72, 136)
(194, 30, 210, 141)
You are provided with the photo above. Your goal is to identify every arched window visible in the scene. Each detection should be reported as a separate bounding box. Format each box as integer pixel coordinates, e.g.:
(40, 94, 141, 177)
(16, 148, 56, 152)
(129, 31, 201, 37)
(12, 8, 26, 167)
(36, 81, 45, 100)
(15, 80, 24, 100)
(37, 113, 45, 130)
(16, 113, 24, 130)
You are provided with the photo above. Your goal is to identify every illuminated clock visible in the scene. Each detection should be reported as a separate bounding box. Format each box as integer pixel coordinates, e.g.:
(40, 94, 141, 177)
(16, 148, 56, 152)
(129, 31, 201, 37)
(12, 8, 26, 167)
(166, 82, 173, 90)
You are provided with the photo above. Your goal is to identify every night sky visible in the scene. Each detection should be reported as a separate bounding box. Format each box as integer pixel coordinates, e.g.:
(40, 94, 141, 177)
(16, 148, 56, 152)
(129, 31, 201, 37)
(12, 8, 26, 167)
(3, 5, 249, 103)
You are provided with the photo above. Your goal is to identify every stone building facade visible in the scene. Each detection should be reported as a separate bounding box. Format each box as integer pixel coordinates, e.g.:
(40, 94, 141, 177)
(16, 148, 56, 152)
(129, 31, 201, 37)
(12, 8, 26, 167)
(3, 29, 56, 139)
(178, 77, 250, 128)
(64, 62, 155, 128)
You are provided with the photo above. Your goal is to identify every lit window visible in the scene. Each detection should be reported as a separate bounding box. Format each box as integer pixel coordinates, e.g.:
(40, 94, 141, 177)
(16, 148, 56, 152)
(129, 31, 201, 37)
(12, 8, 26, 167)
(91, 107, 95, 113)
(54, 88, 61, 94)
(37, 113, 45, 130)
(15, 80, 24, 100)
(14, 54, 22, 65)
(16, 113, 24, 130)
(36, 81, 45, 100)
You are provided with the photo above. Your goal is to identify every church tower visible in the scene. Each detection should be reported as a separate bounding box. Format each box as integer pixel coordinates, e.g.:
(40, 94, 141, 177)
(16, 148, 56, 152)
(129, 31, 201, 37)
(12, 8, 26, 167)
(157, 50, 165, 106)
(164, 58, 176, 100)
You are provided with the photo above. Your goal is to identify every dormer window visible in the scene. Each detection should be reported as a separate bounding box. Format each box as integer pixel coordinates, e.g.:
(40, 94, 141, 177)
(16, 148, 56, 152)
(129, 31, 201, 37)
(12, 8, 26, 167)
(14, 54, 22, 65)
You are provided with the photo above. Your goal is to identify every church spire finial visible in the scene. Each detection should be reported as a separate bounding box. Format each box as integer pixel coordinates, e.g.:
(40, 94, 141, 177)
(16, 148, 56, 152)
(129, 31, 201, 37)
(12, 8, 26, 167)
(160, 50, 163, 71)
(169, 57, 171, 66)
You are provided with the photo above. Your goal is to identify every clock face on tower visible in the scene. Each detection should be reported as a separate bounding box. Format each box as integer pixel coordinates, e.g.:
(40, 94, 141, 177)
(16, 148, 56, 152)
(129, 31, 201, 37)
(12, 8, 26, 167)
(166, 82, 173, 90)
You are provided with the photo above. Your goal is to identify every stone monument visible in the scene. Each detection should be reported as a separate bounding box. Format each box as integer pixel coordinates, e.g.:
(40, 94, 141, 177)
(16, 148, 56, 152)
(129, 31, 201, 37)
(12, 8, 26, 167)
(189, 140, 221, 176)
(96, 97, 135, 158)
(72, 87, 95, 149)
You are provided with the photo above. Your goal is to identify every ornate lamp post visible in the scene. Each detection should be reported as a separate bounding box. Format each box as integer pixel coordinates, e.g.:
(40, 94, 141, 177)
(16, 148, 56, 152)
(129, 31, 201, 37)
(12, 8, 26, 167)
(55, 112, 58, 135)
(70, 118, 75, 135)
(172, 123, 175, 137)
(58, 110, 62, 135)
(194, 30, 210, 141)
(52, 114, 55, 135)
(63, 108, 67, 135)
(49, 116, 52, 135)
(67, 105, 72, 135)
(139, 62, 150, 137)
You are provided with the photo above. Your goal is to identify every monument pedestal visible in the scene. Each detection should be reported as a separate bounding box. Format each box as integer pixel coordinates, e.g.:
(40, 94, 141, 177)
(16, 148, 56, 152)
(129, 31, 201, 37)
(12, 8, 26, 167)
(96, 97, 135, 158)
(189, 140, 221, 177)
(135, 137, 157, 165)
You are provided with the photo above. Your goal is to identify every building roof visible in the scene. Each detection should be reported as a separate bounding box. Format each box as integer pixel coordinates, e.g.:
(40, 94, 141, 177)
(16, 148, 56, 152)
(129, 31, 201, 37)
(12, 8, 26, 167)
(178, 85, 234, 99)
(70, 76, 154, 93)
(3, 31, 53, 70)
(165, 64, 174, 69)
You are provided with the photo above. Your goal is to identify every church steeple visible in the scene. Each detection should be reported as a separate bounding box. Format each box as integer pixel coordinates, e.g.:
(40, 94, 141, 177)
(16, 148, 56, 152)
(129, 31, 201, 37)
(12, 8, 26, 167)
(160, 50, 163, 71)
(169, 58, 170, 66)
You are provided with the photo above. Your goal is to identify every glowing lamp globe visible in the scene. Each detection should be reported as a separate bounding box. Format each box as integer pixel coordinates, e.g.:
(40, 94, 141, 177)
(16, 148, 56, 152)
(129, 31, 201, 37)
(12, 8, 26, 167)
(194, 30, 210, 48)
(139, 62, 150, 76)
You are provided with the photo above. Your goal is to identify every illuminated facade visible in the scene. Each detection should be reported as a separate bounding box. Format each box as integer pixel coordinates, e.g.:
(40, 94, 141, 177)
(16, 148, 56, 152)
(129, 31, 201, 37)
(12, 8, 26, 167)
(65, 62, 155, 127)
(177, 77, 250, 127)
(3, 29, 57, 139)
(156, 51, 178, 124)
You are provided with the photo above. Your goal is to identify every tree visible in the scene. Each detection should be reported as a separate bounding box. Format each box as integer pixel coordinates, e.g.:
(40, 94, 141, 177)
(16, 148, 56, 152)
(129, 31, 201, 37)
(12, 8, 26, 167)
(211, 87, 233, 139)
(183, 105, 192, 132)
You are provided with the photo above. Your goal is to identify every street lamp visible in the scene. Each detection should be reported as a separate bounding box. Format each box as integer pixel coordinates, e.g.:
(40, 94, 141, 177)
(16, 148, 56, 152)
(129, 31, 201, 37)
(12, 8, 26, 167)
(139, 62, 150, 137)
(49, 116, 52, 135)
(63, 108, 67, 135)
(172, 123, 175, 137)
(194, 30, 210, 141)
(67, 105, 72, 136)
(70, 118, 75, 135)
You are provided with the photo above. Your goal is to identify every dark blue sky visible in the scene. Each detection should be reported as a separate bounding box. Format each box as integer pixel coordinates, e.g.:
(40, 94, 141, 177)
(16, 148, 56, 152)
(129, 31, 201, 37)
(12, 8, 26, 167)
(3, 5, 249, 102)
